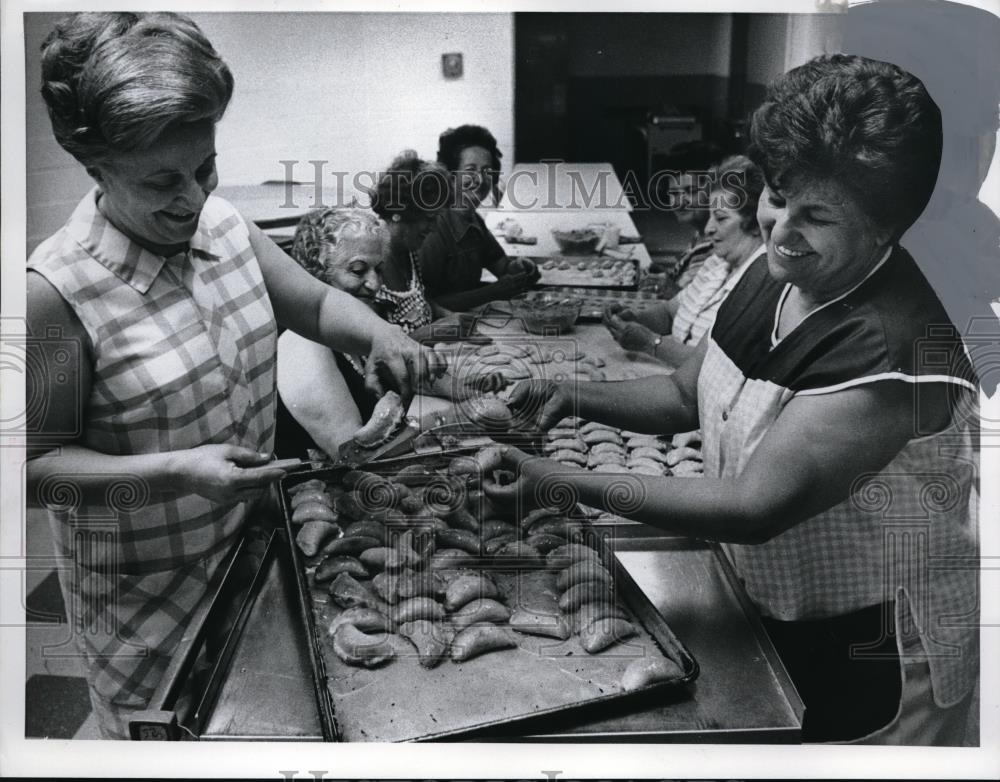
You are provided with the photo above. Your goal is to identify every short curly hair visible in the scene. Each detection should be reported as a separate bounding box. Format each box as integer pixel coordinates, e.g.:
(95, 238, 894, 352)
(710, 155, 765, 235)
(40, 12, 233, 167)
(291, 208, 389, 282)
(437, 124, 502, 173)
(369, 150, 453, 222)
(748, 53, 942, 240)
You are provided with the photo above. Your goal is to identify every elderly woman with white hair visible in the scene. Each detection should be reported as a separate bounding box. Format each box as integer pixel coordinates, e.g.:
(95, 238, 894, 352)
(275, 208, 391, 460)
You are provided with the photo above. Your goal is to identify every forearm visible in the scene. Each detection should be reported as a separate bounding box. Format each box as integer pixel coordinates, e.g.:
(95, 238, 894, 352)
(313, 288, 397, 356)
(651, 337, 696, 367)
(529, 460, 773, 543)
(287, 406, 359, 458)
(636, 301, 675, 333)
(26, 445, 182, 507)
(485, 255, 510, 276)
(571, 377, 698, 434)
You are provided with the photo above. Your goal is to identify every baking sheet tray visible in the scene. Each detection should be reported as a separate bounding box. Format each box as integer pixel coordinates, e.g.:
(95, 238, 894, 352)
(535, 255, 639, 289)
(280, 466, 698, 742)
(523, 287, 661, 322)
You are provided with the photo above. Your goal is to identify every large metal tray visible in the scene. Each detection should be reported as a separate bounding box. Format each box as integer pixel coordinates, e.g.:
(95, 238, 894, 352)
(280, 464, 699, 742)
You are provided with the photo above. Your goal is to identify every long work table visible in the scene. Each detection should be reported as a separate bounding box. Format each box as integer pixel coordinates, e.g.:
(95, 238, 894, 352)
(143, 318, 803, 743)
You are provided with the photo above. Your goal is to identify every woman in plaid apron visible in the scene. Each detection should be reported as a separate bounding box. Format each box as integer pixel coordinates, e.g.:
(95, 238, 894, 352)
(26, 12, 442, 738)
(489, 55, 980, 744)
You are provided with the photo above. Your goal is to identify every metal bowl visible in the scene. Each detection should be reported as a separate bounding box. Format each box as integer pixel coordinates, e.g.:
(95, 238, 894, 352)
(551, 228, 600, 254)
(510, 294, 582, 335)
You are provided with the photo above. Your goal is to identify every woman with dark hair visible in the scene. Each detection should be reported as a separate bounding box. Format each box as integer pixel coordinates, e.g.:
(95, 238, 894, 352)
(417, 124, 539, 311)
(486, 54, 978, 745)
(369, 151, 452, 334)
(25, 12, 441, 737)
(604, 155, 765, 367)
(436, 123, 503, 208)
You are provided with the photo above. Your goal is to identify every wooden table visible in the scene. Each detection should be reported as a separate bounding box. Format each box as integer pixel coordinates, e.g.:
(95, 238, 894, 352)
(499, 162, 633, 212)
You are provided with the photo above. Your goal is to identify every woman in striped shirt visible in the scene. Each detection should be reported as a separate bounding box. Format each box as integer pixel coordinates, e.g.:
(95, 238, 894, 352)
(603, 156, 765, 367)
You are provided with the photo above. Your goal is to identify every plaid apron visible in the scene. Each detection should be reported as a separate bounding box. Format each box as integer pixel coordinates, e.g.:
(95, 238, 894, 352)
(28, 188, 277, 736)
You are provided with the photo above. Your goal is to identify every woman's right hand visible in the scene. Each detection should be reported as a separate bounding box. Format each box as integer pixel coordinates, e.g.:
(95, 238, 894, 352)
(508, 378, 572, 431)
(172, 444, 291, 504)
(366, 323, 448, 404)
(494, 266, 541, 299)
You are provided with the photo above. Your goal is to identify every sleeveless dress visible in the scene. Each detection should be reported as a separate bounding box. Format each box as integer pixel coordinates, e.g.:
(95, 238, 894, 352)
(698, 246, 979, 719)
(28, 187, 277, 737)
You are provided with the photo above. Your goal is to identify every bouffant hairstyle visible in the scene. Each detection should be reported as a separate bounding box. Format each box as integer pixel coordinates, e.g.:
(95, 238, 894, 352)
(437, 124, 502, 174)
(369, 151, 452, 222)
(748, 53, 942, 240)
(710, 155, 765, 235)
(291, 208, 389, 283)
(40, 12, 234, 167)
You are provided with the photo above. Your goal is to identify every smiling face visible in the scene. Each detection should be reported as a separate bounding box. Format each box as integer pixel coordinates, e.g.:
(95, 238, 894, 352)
(756, 177, 894, 301)
(321, 232, 385, 308)
(667, 173, 697, 223)
(703, 190, 761, 266)
(91, 120, 218, 255)
(455, 145, 495, 206)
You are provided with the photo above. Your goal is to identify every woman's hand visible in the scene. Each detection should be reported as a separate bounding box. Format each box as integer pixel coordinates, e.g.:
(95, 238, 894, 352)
(508, 378, 572, 431)
(506, 257, 540, 279)
(479, 444, 539, 508)
(604, 306, 659, 355)
(366, 323, 448, 404)
(171, 444, 291, 503)
(493, 258, 541, 299)
(481, 445, 584, 512)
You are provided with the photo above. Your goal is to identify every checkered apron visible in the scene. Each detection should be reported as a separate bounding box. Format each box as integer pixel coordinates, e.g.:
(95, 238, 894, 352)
(28, 189, 277, 735)
(374, 251, 434, 334)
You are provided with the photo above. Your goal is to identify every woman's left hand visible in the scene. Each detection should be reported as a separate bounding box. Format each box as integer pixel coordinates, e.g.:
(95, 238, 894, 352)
(604, 309, 659, 355)
(365, 323, 448, 403)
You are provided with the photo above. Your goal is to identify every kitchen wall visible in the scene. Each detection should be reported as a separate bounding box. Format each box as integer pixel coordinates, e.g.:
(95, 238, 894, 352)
(746, 13, 843, 102)
(24, 12, 515, 254)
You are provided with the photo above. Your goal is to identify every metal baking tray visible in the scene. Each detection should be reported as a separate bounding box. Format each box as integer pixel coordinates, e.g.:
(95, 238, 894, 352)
(523, 287, 661, 322)
(536, 255, 639, 290)
(279, 464, 699, 742)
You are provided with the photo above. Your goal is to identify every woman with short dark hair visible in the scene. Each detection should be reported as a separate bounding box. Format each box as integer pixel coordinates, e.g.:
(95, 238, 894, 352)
(489, 54, 979, 745)
(417, 124, 539, 311)
(369, 151, 453, 333)
(436, 123, 503, 207)
(26, 12, 441, 737)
